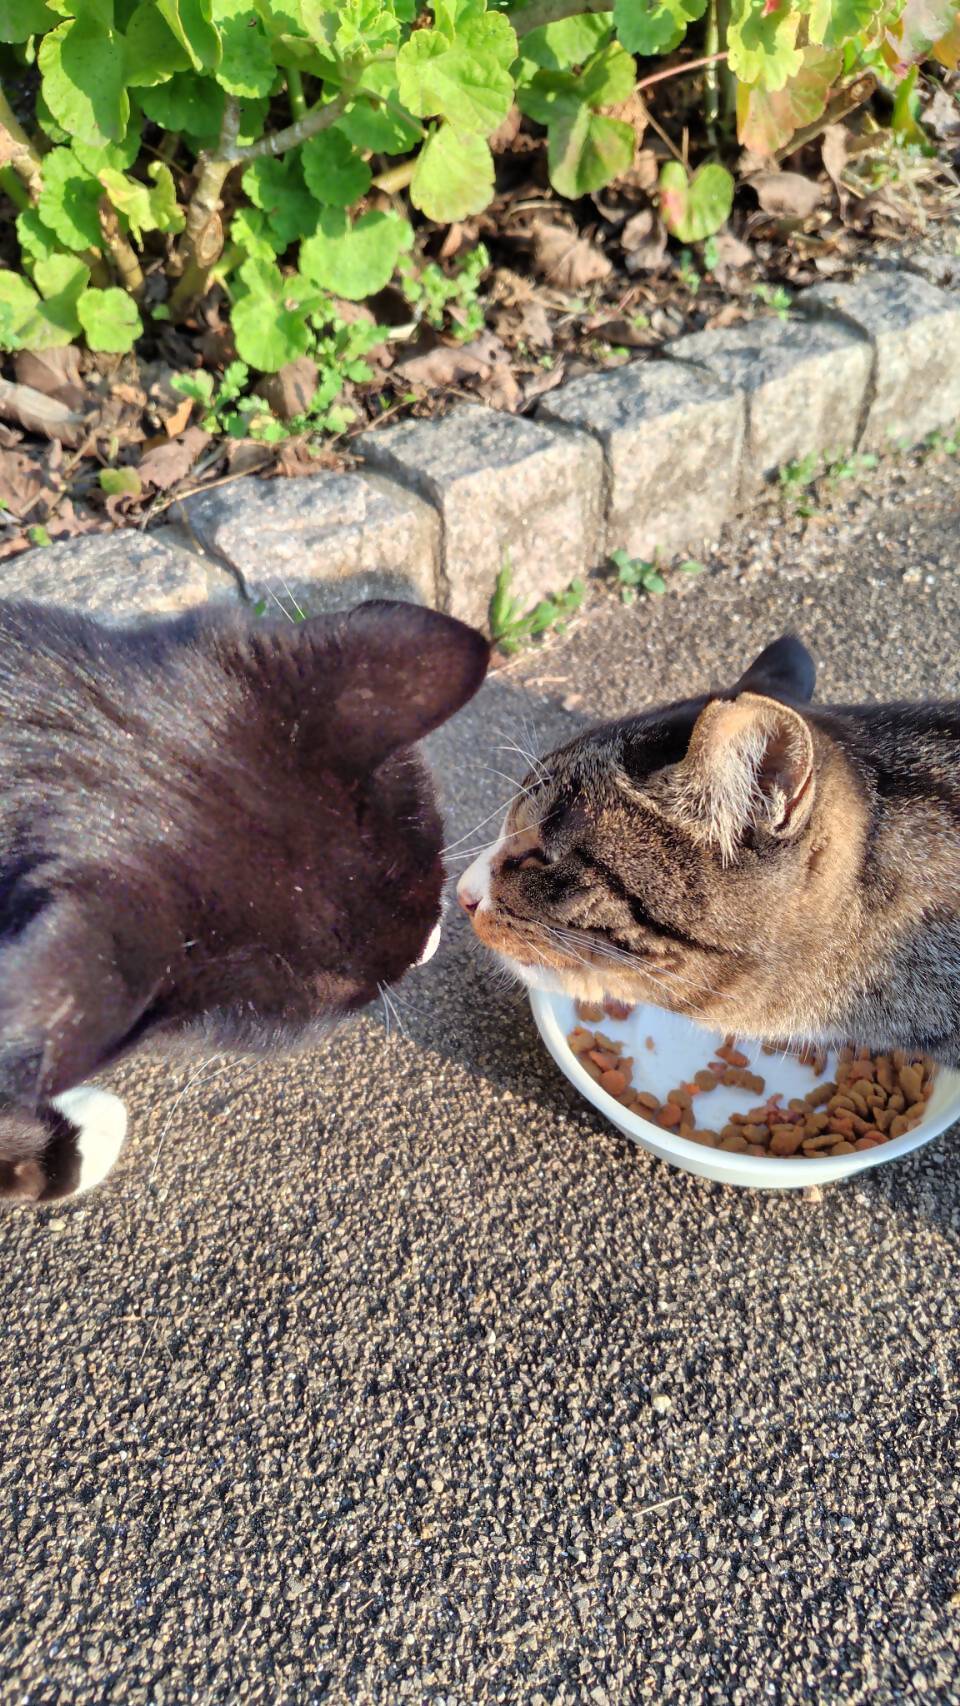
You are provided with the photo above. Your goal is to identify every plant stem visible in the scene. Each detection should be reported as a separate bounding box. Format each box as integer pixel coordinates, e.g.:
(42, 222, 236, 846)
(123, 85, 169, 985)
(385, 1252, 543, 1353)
(635, 51, 728, 94)
(287, 65, 307, 119)
(714, 0, 737, 126)
(704, 0, 721, 145)
(0, 86, 43, 201)
(98, 195, 145, 299)
(169, 99, 241, 318)
(372, 157, 417, 194)
(220, 90, 351, 162)
(0, 163, 29, 211)
(507, 0, 610, 35)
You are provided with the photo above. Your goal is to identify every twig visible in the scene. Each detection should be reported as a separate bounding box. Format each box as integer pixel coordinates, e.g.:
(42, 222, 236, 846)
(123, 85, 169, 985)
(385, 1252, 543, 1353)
(635, 51, 729, 95)
(138, 456, 276, 528)
(0, 87, 43, 202)
(98, 196, 145, 298)
(774, 73, 878, 164)
(220, 91, 351, 163)
(508, 0, 609, 35)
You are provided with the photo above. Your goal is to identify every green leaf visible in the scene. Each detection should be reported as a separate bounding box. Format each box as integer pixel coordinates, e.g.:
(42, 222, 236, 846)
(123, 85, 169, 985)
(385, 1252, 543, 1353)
(410, 124, 494, 221)
(211, 0, 276, 97)
(99, 162, 185, 239)
(34, 251, 89, 304)
(0, 257, 88, 350)
(0, 0, 57, 43)
(299, 209, 413, 301)
(678, 559, 704, 574)
(77, 286, 142, 352)
(736, 45, 842, 153)
(301, 130, 371, 208)
(518, 12, 613, 71)
(39, 14, 130, 146)
(548, 105, 634, 199)
(883, 0, 956, 66)
(727, 0, 802, 92)
(808, 0, 880, 49)
(659, 161, 734, 242)
(579, 40, 638, 106)
(0, 272, 43, 348)
(124, 1, 192, 84)
(643, 570, 666, 594)
(100, 466, 143, 497)
(73, 122, 143, 176)
(231, 292, 312, 372)
(230, 206, 282, 260)
(37, 148, 104, 253)
(614, 0, 707, 57)
(16, 209, 61, 270)
(242, 152, 317, 247)
(156, 0, 222, 69)
(397, 16, 516, 136)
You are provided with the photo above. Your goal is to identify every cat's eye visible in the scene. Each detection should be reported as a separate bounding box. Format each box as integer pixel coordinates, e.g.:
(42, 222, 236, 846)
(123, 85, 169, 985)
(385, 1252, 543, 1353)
(503, 849, 548, 873)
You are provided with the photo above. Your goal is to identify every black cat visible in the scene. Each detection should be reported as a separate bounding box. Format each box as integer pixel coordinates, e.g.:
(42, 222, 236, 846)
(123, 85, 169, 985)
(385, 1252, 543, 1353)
(0, 598, 488, 1204)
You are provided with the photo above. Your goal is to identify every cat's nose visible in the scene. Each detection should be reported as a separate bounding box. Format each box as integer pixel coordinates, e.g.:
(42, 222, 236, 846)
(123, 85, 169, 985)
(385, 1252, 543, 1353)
(458, 884, 480, 915)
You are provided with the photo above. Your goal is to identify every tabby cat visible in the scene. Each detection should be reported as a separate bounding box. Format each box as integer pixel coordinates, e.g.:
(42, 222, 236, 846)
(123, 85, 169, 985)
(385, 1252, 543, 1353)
(0, 598, 488, 1204)
(459, 635, 960, 1065)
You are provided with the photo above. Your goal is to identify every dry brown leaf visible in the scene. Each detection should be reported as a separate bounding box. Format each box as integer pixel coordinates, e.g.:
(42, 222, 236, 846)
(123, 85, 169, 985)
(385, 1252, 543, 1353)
(163, 395, 194, 438)
(0, 449, 52, 520)
(497, 298, 554, 349)
(607, 89, 648, 158)
(255, 356, 319, 422)
(621, 207, 667, 274)
(137, 425, 211, 492)
(489, 105, 523, 154)
(522, 362, 566, 405)
(821, 124, 848, 192)
(396, 329, 505, 387)
(532, 221, 613, 289)
(582, 314, 655, 348)
(750, 171, 826, 220)
(13, 347, 87, 413)
(0, 377, 88, 445)
(479, 362, 521, 412)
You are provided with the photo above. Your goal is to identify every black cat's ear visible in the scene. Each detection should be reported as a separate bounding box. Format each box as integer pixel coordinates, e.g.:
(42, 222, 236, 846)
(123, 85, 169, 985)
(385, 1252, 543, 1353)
(673, 691, 815, 862)
(732, 634, 815, 704)
(326, 601, 490, 768)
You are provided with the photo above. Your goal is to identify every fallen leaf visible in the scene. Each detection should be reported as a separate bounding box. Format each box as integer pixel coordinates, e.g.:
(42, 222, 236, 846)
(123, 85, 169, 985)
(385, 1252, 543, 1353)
(163, 395, 194, 438)
(496, 298, 554, 349)
(582, 314, 655, 348)
(489, 105, 523, 154)
(924, 85, 960, 139)
(532, 221, 613, 289)
(607, 89, 648, 157)
(13, 346, 87, 412)
(479, 362, 521, 412)
(522, 362, 566, 405)
(750, 170, 825, 220)
(137, 425, 211, 492)
(396, 329, 506, 387)
(709, 230, 754, 269)
(255, 356, 320, 422)
(620, 207, 668, 273)
(821, 123, 848, 192)
(0, 377, 88, 446)
(0, 449, 52, 519)
(621, 149, 660, 193)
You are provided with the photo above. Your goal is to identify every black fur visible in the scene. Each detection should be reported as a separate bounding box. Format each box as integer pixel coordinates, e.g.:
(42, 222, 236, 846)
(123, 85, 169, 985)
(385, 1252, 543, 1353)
(0, 598, 488, 1202)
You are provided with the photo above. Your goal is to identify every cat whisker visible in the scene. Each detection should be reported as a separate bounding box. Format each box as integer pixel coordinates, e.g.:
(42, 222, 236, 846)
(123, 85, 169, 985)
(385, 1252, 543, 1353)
(149, 1055, 230, 1195)
(263, 587, 299, 624)
(279, 578, 307, 623)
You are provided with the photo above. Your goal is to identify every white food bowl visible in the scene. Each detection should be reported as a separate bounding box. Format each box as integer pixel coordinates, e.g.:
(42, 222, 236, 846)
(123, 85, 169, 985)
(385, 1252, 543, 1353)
(529, 989, 960, 1190)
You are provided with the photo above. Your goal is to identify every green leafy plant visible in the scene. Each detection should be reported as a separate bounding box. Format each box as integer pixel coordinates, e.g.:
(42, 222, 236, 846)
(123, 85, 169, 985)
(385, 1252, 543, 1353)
(753, 281, 792, 321)
(489, 560, 585, 654)
(400, 244, 489, 342)
(610, 547, 703, 604)
(0, 0, 955, 387)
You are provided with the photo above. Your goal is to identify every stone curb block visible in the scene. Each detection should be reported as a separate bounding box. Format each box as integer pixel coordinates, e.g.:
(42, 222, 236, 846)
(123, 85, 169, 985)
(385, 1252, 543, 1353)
(0, 528, 234, 622)
(181, 469, 440, 615)
(356, 404, 603, 629)
(536, 362, 745, 562)
(797, 271, 960, 451)
(6, 263, 960, 625)
(664, 315, 872, 501)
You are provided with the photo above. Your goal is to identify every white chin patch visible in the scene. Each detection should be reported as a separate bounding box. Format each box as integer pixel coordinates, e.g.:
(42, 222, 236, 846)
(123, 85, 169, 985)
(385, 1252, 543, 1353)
(416, 919, 442, 967)
(52, 1086, 128, 1194)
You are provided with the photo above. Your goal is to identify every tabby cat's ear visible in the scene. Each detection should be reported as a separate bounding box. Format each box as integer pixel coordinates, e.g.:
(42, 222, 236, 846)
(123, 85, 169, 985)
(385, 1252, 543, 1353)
(326, 601, 489, 769)
(732, 634, 815, 704)
(674, 691, 815, 863)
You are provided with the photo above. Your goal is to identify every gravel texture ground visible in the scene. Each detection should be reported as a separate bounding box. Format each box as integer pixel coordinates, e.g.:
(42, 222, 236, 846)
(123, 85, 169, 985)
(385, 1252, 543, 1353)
(2, 451, 960, 1706)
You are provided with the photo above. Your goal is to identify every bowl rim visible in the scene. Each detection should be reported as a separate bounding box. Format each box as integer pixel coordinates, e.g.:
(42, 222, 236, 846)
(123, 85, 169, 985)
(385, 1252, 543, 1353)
(529, 987, 958, 1181)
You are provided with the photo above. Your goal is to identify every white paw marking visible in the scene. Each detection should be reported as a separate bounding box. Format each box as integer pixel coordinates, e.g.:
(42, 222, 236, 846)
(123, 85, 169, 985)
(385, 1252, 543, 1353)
(416, 918, 443, 966)
(52, 1087, 128, 1194)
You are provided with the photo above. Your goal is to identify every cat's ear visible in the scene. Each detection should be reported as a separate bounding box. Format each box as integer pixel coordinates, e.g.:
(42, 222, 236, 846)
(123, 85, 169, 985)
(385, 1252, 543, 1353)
(673, 691, 815, 862)
(325, 601, 490, 768)
(733, 634, 815, 704)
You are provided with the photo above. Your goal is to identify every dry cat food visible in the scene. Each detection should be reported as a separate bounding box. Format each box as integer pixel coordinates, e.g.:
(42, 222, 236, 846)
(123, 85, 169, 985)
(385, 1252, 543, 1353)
(568, 1003, 937, 1160)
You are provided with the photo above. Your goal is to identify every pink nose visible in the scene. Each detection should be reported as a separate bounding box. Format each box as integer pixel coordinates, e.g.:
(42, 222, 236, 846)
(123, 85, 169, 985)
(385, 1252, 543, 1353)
(458, 887, 480, 915)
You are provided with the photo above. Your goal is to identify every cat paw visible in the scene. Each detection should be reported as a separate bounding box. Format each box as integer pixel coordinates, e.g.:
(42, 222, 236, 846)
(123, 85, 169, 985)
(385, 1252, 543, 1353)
(0, 1089, 127, 1204)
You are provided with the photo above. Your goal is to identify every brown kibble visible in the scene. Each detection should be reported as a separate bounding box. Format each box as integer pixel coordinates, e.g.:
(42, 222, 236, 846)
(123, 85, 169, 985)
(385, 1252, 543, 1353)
(770, 1128, 806, 1156)
(600, 1069, 629, 1097)
(634, 1090, 659, 1112)
(645, 1036, 656, 1051)
(889, 1114, 908, 1139)
(742, 1123, 768, 1141)
(854, 1137, 880, 1150)
(718, 1133, 750, 1153)
(745, 1074, 766, 1094)
(802, 1133, 840, 1155)
(694, 1070, 718, 1091)
(666, 1086, 693, 1110)
(575, 1001, 605, 1023)
(899, 1064, 923, 1102)
(603, 998, 634, 1021)
(568, 1027, 596, 1055)
(588, 1049, 619, 1073)
(658, 1102, 683, 1128)
(717, 1045, 749, 1067)
(690, 1129, 719, 1147)
(805, 1081, 836, 1107)
(829, 1141, 855, 1155)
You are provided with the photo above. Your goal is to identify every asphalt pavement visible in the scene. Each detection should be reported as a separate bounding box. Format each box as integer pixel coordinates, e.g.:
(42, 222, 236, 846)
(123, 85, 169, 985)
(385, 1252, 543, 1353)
(2, 449, 960, 1705)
